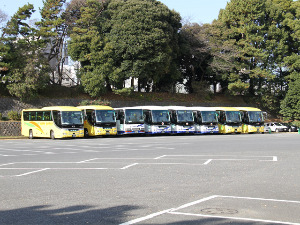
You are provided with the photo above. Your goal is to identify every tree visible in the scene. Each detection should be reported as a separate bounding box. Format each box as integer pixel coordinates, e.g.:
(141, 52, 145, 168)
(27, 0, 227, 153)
(106, 0, 181, 92)
(68, 0, 107, 97)
(36, 0, 68, 85)
(1, 4, 50, 100)
(68, 0, 182, 97)
(218, 0, 273, 96)
(280, 0, 300, 120)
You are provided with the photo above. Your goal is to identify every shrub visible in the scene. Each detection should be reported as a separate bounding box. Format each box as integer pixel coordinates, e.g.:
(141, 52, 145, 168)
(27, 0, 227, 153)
(0, 113, 2, 120)
(7, 111, 21, 121)
(78, 99, 111, 106)
(113, 87, 133, 96)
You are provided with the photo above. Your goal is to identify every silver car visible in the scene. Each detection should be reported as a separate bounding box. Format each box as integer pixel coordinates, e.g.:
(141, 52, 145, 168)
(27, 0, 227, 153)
(263, 125, 271, 134)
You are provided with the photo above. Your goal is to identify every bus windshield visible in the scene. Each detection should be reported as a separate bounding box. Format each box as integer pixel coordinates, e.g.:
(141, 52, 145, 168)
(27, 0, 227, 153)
(61, 111, 83, 125)
(125, 109, 144, 124)
(248, 111, 263, 123)
(177, 110, 193, 122)
(201, 111, 218, 123)
(152, 110, 170, 123)
(225, 111, 241, 123)
(95, 110, 115, 123)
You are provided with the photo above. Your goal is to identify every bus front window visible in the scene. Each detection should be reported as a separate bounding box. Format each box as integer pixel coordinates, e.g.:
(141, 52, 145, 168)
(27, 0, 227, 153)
(61, 111, 83, 125)
(125, 109, 144, 124)
(225, 111, 241, 123)
(177, 110, 193, 122)
(248, 111, 263, 123)
(95, 110, 116, 123)
(201, 111, 218, 123)
(152, 110, 170, 123)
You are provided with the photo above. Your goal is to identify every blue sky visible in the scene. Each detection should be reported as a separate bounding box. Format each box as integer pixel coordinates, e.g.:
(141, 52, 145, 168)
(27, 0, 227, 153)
(1, 0, 229, 24)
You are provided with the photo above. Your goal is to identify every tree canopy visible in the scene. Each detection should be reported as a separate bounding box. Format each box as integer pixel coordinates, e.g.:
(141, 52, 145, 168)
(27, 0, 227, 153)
(0, 0, 299, 120)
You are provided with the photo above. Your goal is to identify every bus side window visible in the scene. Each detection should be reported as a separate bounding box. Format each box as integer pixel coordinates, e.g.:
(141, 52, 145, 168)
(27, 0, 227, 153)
(197, 112, 202, 124)
(220, 112, 226, 124)
(23, 112, 29, 121)
(43, 111, 51, 121)
(37, 111, 43, 121)
(30, 112, 37, 121)
(119, 111, 124, 124)
(52, 111, 61, 126)
(86, 110, 93, 124)
(170, 111, 176, 124)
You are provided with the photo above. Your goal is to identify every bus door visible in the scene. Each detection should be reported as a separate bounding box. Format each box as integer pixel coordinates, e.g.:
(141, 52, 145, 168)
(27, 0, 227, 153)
(116, 110, 125, 134)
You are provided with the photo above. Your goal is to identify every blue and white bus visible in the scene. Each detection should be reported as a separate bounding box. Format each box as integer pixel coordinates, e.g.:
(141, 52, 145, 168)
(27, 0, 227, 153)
(140, 106, 171, 134)
(165, 106, 195, 134)
(114, 107, 145, 135)
(188, 107, 219, 134)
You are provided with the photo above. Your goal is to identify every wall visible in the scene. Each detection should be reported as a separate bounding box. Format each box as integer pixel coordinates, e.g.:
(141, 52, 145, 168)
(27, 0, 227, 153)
(0, 122, 21, 136)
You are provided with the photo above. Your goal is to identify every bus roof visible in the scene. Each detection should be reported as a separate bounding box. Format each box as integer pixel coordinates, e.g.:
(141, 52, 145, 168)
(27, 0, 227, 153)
(186, 107, 216, 112)
(77, 105, 114, 110)
(163, 106, 192, 110)
(209, 107, 240, 111)
(41, 106, 82, 111)
(22, 108, 45, 112)
(114, 107, 144, 110)
(138, 106, 169, 110)
(234, 107, 262, 112)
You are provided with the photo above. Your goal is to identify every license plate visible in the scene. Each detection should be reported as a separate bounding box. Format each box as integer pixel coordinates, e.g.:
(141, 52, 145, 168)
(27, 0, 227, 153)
(72, 134, 76, 137)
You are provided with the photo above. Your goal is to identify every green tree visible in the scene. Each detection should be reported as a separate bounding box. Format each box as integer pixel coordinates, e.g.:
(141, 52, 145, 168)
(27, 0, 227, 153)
(68, 0, 108, 97)
(68, 0, 182, 97)
(36, 0, 67, 85)
(280, 0, 300, 120)
(1, 4, 50, 100)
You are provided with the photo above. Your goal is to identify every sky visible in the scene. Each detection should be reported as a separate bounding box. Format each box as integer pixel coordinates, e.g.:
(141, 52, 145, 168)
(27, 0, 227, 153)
(1, 0, 229, 24)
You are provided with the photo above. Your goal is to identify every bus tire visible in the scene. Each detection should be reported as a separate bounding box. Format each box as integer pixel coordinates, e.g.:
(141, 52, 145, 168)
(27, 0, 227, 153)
(29, 130, 33, 139)
(84, 129, 89, 138)
(50, 130, 55, 140)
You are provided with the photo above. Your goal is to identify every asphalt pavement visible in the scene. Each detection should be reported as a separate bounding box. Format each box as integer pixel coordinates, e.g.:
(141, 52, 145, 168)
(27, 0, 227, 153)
(1, 133, 300, 225)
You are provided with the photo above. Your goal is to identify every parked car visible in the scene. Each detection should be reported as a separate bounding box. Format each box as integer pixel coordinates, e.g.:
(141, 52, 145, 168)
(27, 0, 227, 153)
(263, 125, 271, 133)
(281, 123, 298, 132)
(265, 122, 288, 132)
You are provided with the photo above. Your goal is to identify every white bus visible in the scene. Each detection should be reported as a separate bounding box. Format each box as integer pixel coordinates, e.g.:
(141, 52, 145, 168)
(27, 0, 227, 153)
(115, 107, 145, 135)
(188, 107, 219, 134)
(165, 106, 195, 134)
(140, 106, 171, 134)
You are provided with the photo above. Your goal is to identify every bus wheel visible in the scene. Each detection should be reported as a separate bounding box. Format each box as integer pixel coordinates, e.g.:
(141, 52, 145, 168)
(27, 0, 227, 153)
(50, 130, 55, 140)
(29, 130, 33, 139)
(84, 129, 89, 138)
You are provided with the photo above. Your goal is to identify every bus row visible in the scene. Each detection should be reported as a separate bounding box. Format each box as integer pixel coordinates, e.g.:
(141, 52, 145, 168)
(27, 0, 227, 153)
(21, 105, 265, 139)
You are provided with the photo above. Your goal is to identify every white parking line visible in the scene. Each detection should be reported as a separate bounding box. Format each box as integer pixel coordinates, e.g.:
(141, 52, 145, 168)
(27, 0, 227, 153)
(119, 195, 300, 225)
(121, 163, 139, 170)
(203, 159, 212, 165)
(77, 158, 99, 163)
(119, 208, 175, 225)
(15, 168, 50, 177)
(169, 211, 300, 225)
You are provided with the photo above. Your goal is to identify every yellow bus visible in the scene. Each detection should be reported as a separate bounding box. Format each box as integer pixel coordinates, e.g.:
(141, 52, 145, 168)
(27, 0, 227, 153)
(235, 107, 264, 133)
(21, 106, 84, 139)
(77, 105, 117, 137)
(212, 107, 242, 134)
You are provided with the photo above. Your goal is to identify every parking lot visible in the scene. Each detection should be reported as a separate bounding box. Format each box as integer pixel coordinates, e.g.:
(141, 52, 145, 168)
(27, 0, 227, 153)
(1, 133, 300, 224)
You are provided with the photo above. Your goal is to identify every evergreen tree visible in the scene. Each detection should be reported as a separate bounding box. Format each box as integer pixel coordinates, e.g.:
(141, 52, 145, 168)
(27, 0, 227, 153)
(68, 0, 181, 97)
(36, 0, 67, 85)
(1, 4, 50, 100)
